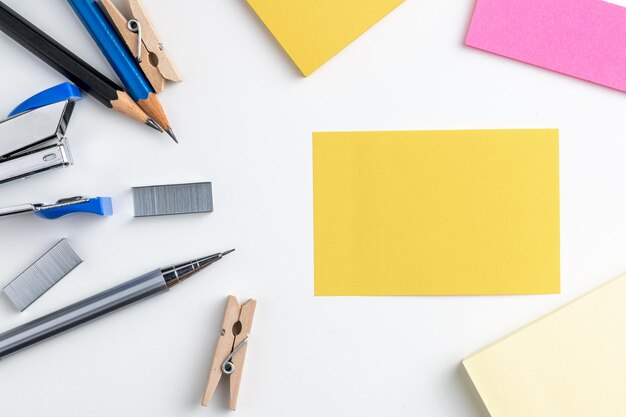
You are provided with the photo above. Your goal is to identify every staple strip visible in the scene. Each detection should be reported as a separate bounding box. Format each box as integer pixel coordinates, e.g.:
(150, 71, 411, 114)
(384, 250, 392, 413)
(3, 239, 82, 311)
(132, 182, 213, 217)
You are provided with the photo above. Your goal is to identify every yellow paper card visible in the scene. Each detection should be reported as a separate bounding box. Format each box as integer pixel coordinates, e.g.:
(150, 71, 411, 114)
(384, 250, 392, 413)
(463, 273, 626, 417)
(245, 0, 404, 76)
(313, 130, 560, 296)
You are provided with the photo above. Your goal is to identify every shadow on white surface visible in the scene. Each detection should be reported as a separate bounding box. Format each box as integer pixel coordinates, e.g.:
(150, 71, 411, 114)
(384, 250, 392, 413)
(234, 0, 302, 78)
(457, 364, 490, 417)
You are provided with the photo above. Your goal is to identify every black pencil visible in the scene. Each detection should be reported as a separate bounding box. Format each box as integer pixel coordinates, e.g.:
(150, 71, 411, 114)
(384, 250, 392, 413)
(0, 1, 161, 131)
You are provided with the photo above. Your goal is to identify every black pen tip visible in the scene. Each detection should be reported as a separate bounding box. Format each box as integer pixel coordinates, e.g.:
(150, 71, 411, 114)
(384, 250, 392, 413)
(221, 249, 235, 257)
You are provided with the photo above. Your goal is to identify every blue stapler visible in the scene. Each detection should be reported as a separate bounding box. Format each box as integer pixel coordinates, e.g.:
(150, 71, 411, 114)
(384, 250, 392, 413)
(0, 196, 113, 220)
(0, 83, 82, 185)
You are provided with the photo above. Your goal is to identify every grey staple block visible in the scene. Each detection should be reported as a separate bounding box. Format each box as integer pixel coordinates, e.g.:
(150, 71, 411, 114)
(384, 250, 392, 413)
(3, 239, 82, 311)
(132, 182, 213, 217)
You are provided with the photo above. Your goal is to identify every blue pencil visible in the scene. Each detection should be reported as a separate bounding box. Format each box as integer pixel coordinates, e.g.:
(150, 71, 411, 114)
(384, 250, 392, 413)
(66, 0, 176, 142)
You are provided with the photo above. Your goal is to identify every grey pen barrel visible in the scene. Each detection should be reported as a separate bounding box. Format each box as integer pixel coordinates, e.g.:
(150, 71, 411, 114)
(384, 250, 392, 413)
(0, 269, 167, 359)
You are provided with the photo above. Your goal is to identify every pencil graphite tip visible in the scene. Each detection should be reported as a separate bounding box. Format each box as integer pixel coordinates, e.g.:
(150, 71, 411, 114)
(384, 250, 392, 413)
(146, 119, 163, 132)
(220, 249, 235, 257)
(196, 249, 235, 267)
(166, 128, 178, 143)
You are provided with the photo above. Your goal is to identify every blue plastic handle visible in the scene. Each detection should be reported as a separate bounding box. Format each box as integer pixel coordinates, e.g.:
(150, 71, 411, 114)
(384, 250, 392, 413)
(35, 197, 113, 220)
(9, 82, 82, 117)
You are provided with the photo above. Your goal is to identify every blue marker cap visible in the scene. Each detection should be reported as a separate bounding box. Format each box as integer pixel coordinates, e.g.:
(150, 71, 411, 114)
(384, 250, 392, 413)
(9, 82, 82, 117)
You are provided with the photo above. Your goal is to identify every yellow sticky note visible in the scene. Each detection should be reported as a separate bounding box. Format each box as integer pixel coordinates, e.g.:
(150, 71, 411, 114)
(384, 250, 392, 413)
(245, 0, 404, 76)
(313, 130, 560, 296)
(463, 273, 626, 417)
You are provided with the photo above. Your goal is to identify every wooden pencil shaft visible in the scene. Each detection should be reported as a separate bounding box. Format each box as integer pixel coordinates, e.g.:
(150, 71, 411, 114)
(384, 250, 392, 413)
(0, 1, 120, 107)
(111, 90, 153, 124)
(138, 92, 171, 131)
(0, 3, 152, 124)
(66, 0, 174, 131)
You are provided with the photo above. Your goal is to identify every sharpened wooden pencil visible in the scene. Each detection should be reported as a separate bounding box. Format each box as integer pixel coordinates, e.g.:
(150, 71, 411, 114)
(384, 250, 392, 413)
(138, 93, 176, 142)
(67, 0, 177, 141)
(0, 1, 161, 131)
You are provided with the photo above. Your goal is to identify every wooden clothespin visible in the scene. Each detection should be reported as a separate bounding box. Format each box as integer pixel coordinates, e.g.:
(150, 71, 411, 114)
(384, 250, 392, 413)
(99, 0, 182, 93)
(202, 296, 257, 410)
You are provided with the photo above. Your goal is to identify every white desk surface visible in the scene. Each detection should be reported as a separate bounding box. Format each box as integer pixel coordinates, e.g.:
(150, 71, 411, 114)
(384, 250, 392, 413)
(0, 1, 623, 416)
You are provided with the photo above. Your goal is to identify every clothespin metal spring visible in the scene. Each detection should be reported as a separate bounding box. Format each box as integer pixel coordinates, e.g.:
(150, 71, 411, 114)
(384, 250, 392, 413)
(127, 19, 142, 63)
(221, 336, 249, 375)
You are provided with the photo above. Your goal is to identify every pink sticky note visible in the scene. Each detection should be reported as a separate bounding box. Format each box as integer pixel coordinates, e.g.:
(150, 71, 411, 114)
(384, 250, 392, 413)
(466, 0, 626, 93)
